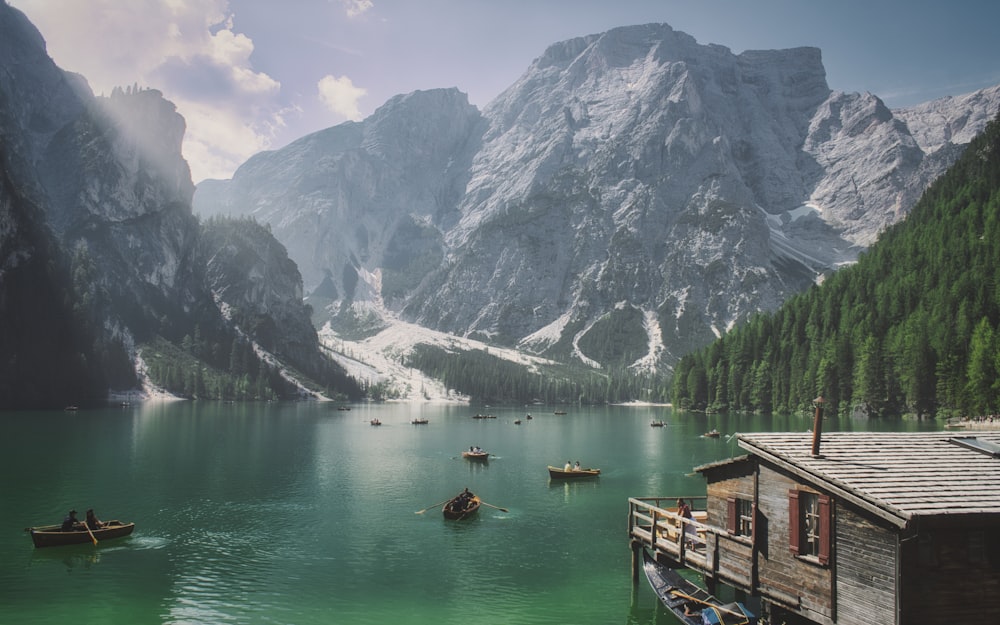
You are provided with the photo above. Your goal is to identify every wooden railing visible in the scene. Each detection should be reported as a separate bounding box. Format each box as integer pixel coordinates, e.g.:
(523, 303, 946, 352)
(628, 496, 754, 593)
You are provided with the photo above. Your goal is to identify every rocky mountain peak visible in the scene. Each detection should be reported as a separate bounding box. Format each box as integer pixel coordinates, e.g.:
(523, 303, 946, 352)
(193, 23, 1000, 373)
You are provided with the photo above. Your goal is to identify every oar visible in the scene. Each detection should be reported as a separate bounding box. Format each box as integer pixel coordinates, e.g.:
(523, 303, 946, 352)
(415, 498, 453, 514)
(667, 589, 745, 618)
(82, 521, 98, 545)
(480, 501, 509, 513)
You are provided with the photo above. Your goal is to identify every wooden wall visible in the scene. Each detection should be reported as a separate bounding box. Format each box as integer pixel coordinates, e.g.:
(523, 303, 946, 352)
(900, 522, 1000, 625)
(754, 465, 833, 624)
(834, 503, 897, 624)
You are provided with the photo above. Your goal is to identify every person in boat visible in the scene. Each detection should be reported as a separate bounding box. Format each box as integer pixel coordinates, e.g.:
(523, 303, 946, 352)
(85, 508, 104, 530)
(453, 488, 473, 511)
(564, 460, 572, 471)
(573, 461, 582, 471)
(60, 509, 79, 532)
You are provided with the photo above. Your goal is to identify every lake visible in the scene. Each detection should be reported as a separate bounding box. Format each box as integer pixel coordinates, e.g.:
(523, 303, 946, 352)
(0, 402, 939, 624)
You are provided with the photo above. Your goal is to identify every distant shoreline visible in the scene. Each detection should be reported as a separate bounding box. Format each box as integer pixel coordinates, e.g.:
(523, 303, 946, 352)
(945, 417, 1000, 430)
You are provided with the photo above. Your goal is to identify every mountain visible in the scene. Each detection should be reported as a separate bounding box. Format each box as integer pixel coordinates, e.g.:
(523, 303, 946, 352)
(671, 111, 1000, 417)
(0, 3, 359, 407)
(193, 23, 1000, 377)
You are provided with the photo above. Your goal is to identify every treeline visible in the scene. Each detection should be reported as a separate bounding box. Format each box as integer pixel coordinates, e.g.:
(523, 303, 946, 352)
(672, 112, 1000, 418)
(141, 335, 286, 401)
(405, 344, 671, 405)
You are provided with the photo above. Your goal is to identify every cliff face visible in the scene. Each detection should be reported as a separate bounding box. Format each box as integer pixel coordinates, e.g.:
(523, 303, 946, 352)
(0, 4, 357, 406)
(193, 22, 1000, 372)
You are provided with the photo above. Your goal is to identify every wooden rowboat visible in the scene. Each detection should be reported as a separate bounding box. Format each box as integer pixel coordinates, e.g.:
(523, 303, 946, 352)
(642, 548, 756, 625)
(547, 465, 600, 479)
(27, 520, 135, 548)
(443, 494, 481, 520)
(462, 450, 489, 461)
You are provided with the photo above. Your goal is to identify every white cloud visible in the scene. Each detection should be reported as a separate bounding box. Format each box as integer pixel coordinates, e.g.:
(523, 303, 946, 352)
(10, 0, 288, 183)
(318, 75, 367, 121)
(342, 0, 374, 19)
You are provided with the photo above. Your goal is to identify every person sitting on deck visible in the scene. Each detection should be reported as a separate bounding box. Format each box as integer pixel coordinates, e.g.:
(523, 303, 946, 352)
(85, 509, 104, 530)
(564, 460, 572, 471)
(60, 509, 79, 531)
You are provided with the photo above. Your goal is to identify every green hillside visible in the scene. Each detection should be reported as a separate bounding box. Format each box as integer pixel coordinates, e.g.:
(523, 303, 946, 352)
(672, 112, 1000, 419)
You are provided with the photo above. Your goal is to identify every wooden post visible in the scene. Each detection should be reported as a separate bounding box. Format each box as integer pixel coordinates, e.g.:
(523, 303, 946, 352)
(631, 539, 640, 584)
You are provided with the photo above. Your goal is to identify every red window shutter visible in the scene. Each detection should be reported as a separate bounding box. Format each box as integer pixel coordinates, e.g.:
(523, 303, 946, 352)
(818, 494, 832, 565)
(788, 490, 801, 555)
(727, 497, 737, 534)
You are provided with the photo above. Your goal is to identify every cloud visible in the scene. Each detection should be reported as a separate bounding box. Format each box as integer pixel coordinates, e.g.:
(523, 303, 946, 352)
(10, 0, 288, 183)
(341, 0, 374, 18)
(317, 75, 367, 121)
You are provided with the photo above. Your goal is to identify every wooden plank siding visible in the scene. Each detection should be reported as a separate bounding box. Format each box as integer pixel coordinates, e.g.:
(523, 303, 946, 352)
(834, 504, 897, 625)
(753, 464, 833, 624)
(899, 525, 1000, 625)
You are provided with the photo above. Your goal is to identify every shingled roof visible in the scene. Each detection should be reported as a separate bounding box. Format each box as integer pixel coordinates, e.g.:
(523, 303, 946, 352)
(735, 431, 1000, 529)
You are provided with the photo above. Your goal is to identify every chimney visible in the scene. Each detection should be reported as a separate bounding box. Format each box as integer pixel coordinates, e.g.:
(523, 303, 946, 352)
(811, 396, 826, 457)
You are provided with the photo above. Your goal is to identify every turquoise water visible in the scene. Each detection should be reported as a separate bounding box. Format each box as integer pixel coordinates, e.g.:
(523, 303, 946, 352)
(0, 402, 938, 624)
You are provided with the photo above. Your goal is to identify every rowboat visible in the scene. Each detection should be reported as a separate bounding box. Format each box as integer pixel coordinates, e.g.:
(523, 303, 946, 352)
(704, 429, 721, 438)
(462, 449, 489, 461)
(411, 418, 429, 424)
(642, 549, 756, 625)
(370, 418, 381, 426)
(27, 520, 135, 548)
(547, 465, 600, 479)
(442, 493, 481, 520)
(650, 421, 666, 427)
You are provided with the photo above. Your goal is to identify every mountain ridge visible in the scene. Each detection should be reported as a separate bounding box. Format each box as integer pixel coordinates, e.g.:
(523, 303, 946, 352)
(194, 23, 1000, 377)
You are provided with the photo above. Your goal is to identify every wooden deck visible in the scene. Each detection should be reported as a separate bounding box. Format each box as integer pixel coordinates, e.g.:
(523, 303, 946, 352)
(628, 497, 754, 595)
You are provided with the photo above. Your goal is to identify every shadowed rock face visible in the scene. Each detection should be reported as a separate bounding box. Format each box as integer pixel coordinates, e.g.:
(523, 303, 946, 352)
(0, 3, 354, 405)
(193, 22, 1000, 371)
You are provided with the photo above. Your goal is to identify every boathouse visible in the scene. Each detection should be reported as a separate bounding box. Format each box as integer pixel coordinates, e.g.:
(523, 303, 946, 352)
(629, 430, 1000, 625)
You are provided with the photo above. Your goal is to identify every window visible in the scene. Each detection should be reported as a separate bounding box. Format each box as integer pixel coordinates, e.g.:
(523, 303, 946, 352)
(801, 493, 821, 556)
(727, 497, 754, 538)
(789, 489, 831, 564)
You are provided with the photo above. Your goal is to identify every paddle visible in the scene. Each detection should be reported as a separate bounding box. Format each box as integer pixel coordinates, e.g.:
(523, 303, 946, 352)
(667, 589, 746, 618)
(82, 521, 98, 545)
(480, 501, 509, 513)
(415, 498, 454, 514)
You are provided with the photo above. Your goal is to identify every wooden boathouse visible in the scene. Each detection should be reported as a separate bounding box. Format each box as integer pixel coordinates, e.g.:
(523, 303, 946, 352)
(629, 429, 1000, 624)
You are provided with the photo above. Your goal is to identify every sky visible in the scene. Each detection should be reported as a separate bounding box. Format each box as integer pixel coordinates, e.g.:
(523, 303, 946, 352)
(9, 0, 1000, 184)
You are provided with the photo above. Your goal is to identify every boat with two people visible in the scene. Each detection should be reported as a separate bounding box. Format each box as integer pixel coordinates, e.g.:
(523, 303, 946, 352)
(642, 548, 757, 625)
(462, 446, 489, 461)
(548, 462, 601, 479)
(27, 514, 135, 548)
(442, 489, 481, 520)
